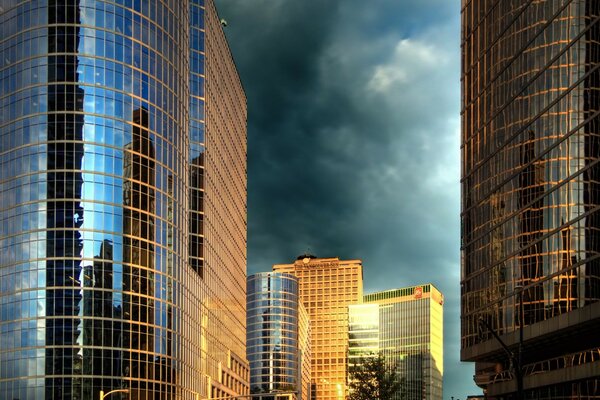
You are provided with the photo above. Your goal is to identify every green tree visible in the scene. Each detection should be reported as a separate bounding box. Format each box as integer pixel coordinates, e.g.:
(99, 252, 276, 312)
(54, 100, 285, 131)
(348, 354, 405, 400)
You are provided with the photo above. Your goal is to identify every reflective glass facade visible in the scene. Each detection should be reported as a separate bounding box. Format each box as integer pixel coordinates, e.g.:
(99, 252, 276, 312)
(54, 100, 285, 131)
(247, 272, 308, 399)
(348, 303, 379, 369)
(273, 256, 363, 400)
(0, 0, 247, 399)
(461, 0, 600, 398)
(362, 285, 444, 400)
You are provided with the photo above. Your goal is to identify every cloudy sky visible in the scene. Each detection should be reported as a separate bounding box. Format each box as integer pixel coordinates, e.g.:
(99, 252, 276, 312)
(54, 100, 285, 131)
(214, 0, 478, 397)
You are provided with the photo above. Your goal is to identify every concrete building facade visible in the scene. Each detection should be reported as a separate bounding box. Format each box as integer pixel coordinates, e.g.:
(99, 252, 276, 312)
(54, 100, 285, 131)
(273, 256, 363, 400)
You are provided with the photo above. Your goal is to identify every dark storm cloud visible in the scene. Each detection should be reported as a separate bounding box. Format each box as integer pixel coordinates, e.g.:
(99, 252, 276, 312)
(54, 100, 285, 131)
(215, 0, 478, 397)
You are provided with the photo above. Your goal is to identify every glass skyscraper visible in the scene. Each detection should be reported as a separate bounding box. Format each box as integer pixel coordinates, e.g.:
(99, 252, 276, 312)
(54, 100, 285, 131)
(247, 272, 311, 400)
(347, 303, 379, 370)
(0, 1, 247, 399)
(351, 284, 444, 400)
(461, 0, 600, 398)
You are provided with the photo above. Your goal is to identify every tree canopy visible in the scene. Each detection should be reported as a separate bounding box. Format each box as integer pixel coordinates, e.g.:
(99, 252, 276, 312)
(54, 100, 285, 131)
(348, 354, 405, 400)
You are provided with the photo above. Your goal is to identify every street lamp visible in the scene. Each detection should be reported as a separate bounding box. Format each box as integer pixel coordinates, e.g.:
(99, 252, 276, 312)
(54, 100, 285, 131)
(477, 286, 524, 400)
(99, 388, 129, 400)
(515, 285, 524, 400)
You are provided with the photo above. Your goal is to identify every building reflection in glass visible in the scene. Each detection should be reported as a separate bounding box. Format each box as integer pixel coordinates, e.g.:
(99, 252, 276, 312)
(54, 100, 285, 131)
(123, 107, 156, 398)
(44, 1, 85, 397)
(461, 1, 600, 397)
(0, 1, 190, 398)
(0, 0, 250, 398)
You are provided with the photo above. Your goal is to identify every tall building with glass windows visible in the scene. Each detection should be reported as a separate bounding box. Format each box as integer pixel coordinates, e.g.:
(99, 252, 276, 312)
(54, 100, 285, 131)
(461, 1, 600, 398)
(352, 285, 444, 400)
(247, 272, 311, 400)
(347, 303, 379, 370)
(273, 255, 363, 400)
(0, 1, 247, 399)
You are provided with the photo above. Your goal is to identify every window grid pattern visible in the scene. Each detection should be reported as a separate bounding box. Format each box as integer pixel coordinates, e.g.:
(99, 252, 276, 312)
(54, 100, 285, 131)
(461, 0, 600, 397)
(247, 273, 303, 395)
(357, 285, 443, 400)
(273, 257, 363, 400)
(203, 0, 250, 398)
(0, 0, 247, 399)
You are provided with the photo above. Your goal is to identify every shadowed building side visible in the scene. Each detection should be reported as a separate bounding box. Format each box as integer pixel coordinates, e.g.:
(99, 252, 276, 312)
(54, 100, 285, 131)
(461, 0, 600, 398)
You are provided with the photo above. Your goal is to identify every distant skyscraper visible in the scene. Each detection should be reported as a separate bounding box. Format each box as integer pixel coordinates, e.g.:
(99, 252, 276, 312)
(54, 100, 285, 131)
(461, 1, 600, 398)
(351, 285, 443, 400)
(0, 1, 247, 399)
(247, 272, 311, 400)
(273, 256, 363, 400)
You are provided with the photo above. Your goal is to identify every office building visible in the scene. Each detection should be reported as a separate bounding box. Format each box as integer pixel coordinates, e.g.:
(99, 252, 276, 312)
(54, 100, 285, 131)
(0, 1, 248, 399)
(273, 255, 363, 400)
(350, 285, 443, 400)
(247, 272, 311, 400)
(461, 1, 600, 398)
(348, 303, 379, 370)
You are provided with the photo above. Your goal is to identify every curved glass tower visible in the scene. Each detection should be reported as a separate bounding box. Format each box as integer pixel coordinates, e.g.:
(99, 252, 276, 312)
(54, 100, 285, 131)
(247, 272, 309, 398)
(0, 1, 247, 399)
(461, 1, 600, 398)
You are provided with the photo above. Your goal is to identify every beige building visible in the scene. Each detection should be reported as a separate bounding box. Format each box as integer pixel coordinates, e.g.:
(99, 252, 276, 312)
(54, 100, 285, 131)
(186, 0, 249, 398)
(298, 302, 312, 400)
(204, 0, 249, 398)
(273, 256, 363, 400)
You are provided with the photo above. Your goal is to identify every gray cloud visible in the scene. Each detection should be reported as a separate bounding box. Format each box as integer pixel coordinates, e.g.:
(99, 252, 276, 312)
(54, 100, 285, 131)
(216, 0, 478, 397)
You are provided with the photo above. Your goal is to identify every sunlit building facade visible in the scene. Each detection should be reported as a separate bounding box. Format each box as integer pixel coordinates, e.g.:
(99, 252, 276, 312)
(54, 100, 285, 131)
(355, 285, 444, 400)
(273, 256, 363, 400)
(0, 1, 247, 399)
(298, 299, 312, 400)
(348, 303, 379, 369)
(247, 272, 311, 400)
(461, 1, 600, 398)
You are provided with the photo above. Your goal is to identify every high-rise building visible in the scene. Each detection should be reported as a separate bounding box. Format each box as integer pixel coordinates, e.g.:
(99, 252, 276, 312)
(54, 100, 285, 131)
(348, 303, 379, 370)
(0, 1, 247, 399)
(350, 285, 443, 400)
(246, 272, 311, 400)
(273, 255, 363, 400)
(461, 1, 600, 398)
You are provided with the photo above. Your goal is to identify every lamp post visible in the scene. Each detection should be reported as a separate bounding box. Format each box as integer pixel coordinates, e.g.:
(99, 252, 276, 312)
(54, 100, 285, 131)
(99, 388, 130, 400)
(478, 287, 524, 400)
(515, 285, 524, 400)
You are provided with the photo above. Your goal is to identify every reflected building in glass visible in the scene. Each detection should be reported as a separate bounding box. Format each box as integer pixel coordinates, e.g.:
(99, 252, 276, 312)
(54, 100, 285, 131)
(461, 1, 600, 398)
(350, 285, 443, 400)
(0, 1, 248, 399)
(273, 256, 363, 400)
(247, 272, 311, 400)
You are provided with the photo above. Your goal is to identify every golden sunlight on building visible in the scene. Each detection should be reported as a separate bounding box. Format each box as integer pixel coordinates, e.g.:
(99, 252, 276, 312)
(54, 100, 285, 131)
(273, 256, 363, 400)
